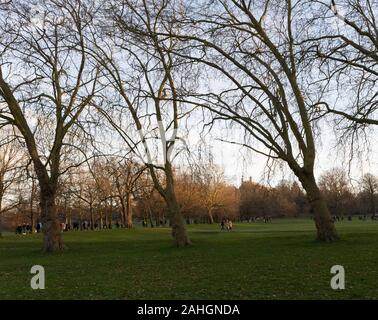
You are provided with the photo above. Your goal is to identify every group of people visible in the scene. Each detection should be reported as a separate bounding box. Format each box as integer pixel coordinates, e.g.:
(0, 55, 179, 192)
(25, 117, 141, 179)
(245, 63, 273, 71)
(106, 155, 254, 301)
(141, 219, 167, 227)
(220, 218, 233, 231)
(70, 221, 120, 231)
(332, 215, 377, 222)
(245, 216, 273, 223)
(15, 222, 43, 235)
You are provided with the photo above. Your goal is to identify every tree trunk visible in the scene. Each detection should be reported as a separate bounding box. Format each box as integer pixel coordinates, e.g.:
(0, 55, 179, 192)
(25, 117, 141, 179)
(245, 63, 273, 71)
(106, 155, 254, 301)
(207, 208, 214, 224)
(165, 186, 191, 247)
(120, 198, 127, 228)
(370, 193, 376, 215)
(104, 202, 109, 228)
(40, 190, 63, 252)
(68, 208, 72, 230)
(148, 206, 154, 227)
(298, 171, 338, 242)
(109, 198, 113, 227)
(79, 206, 83, 231)
(30, 211, 35, 234)
(99, 207, 103, 229)
(30, 178, 36, 233)
(90, 204, 94, 230)
(126, 192, 133, 229)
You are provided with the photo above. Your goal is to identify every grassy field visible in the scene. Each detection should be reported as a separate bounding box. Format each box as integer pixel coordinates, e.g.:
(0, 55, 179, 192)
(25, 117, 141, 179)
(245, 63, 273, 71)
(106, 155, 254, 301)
(1, 218, 378, 300)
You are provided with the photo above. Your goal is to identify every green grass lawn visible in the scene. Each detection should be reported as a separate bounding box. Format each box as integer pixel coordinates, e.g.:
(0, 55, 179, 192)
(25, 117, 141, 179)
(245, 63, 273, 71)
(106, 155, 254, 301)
(1, 218, 378, 300)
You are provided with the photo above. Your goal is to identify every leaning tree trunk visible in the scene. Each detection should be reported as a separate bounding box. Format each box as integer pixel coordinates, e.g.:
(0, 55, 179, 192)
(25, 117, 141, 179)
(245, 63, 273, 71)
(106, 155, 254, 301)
(165, 185, 191, 247)
(298, 171, 338, 242)
(40, 189, 63, 252)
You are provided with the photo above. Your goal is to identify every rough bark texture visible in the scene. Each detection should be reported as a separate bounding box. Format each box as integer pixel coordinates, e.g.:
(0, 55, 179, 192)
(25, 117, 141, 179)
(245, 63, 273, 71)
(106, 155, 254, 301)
(40, 190, 63, 252)
(165, 186, 191, 247)
(299, 172, 338, 242)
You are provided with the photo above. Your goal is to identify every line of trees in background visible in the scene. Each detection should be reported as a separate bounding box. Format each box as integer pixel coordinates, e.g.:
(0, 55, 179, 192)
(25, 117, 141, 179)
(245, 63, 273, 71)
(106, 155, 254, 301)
(0, 0, 377, 250)
(1, 143, 377, 231)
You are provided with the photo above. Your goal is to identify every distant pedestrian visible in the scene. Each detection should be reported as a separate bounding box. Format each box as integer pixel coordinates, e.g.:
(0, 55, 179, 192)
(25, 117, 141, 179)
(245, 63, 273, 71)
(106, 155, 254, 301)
(16, 225, 22, 235)
(220, 219, 225, 231)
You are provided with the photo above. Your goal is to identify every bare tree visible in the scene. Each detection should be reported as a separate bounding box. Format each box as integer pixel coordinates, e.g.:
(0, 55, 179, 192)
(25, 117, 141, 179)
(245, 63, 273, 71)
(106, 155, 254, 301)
(311, 0, 378, 127)
(319, 168, 353, 217)
(0, 0, 100, 251)
(91, 0, 194, 246)
(361, 173, 378, 215)
(72, 167, 101, 230)
(104, 158, 145, 229)
(191, 156, 227, 224)
(160, 0, 338, 240)
(0, 135, 23, 236)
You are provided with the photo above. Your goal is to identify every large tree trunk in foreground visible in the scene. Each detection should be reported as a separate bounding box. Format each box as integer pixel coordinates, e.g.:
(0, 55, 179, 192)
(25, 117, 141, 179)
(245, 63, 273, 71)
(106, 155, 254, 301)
(40, 190, 63, 252)
(165, 186, 191, 247)
(298, 171, 338, 242)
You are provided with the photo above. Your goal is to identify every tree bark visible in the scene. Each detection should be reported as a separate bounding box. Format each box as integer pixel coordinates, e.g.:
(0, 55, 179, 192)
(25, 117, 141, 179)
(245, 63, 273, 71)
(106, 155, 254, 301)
(298, 171, 338, 242)
(165, 185, 191, 247)
(40, 189, 63, 252)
